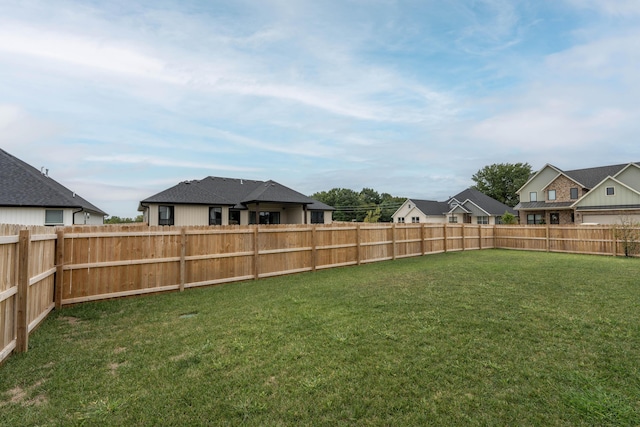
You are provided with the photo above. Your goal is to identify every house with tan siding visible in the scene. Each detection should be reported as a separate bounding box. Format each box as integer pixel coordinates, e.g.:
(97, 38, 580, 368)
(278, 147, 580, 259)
(139, 176, 334, 226)
(515, 162, 640, 224)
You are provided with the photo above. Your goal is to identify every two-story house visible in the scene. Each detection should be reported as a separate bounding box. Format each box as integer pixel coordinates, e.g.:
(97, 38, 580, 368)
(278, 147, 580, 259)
(515, 162, 640, 225)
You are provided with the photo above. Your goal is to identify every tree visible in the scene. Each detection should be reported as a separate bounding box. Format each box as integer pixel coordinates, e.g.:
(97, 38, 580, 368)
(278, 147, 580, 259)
(105, 215, 144, 224)
(363, 206, 381, 223)
(471, 163, 532, 207)
(613, 217, 640, 257)
(310, 188, 362, 222)
(500, 211, 517, 225)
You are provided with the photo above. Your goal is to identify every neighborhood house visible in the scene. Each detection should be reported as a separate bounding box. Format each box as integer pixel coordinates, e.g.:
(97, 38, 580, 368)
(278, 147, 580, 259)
(515, 162, 640, 225)
(392, 188, 515, 225)
(139, 176, 334, 226)
(0, 148, 107, 226)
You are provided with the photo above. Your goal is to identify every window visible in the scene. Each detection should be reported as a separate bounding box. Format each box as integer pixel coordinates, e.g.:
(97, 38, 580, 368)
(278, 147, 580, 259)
(397, 217, 405, 223)
(570, 188, 579, 199)
(527, 214, 543, 225)
(548, 190, 556, 201)
(606, 187, 615, 196)
(311, 211, 324, 224)
(229, 210, 241, 225)
(449, 216, 458, 223)
(411, 217, 420, 223)
(496, 216, 503, 225)
(158, 205, 174, 226)
(209, 207, 222, 225)
(530, 192, 537, 202)
(262, 211, 280, 224)
(45, 209, 64, 226)
(550, 212, 559, 224)
(477, 216, 489, 225)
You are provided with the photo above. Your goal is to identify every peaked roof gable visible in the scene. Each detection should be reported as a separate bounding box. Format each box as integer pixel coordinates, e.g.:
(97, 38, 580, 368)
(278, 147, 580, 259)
(563, 163, 632, 189)
(410, 199, 450, 216)
(0, 148, 107, 215)
(450, 188, 515, 215)
(572, 175, 640, 208)
(517, 164, 564, 194)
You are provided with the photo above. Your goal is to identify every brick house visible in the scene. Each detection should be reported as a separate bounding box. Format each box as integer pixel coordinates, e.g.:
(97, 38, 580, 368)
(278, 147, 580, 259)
(515, 163, 640, 225)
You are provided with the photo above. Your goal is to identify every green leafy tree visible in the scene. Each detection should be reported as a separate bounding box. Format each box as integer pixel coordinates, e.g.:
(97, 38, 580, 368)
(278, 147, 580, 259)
(105, 215, 144, 224)
(310, 188, 362, 222)
(500, 211, 517, 225)
(472, 163, 532, 207)
(363, 206, 382, 223)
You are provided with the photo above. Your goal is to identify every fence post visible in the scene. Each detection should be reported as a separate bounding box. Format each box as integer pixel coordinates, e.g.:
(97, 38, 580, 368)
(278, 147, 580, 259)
(179, 227, 186, 291)
(356, 224, 361, 265)
(55, 229, 65, 309)
(311, 225, 317, 272)
(612, 226, 617, 257)
(253, 226, 260, 279)
(478, 225, 482, 250)
(443, 224, 448, 253)
(17, 229, 30, 353)
(462, 224, 466, 251)
(392, 223, 397, 260)
(546, 224, 550, 252)
(421, 223, 426, 255)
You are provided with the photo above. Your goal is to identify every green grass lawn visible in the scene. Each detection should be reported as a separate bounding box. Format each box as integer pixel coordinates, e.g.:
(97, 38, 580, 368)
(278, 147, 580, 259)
(1, 250, 639, 426)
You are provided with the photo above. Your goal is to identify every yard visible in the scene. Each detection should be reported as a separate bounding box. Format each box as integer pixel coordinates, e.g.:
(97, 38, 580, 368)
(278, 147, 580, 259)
(1, 249, 639, 426)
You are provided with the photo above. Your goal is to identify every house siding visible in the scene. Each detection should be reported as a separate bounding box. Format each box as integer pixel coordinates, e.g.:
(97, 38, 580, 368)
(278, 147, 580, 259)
(616, 165, 640, 188)
(0, 207, 102, 226)
(576, 178, 640, 208)
(520, 167, 560, 202)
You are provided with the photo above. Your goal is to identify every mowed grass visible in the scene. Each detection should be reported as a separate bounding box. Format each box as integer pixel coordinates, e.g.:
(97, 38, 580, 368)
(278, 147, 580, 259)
(1, 250, 639, 426)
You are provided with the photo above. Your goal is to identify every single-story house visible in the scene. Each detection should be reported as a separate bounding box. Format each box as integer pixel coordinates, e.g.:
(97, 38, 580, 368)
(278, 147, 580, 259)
(139, 176, 334, 226)
(0, 148, 107, 226)
(392, 188, 516, 225)
(515, 162, 640, 225)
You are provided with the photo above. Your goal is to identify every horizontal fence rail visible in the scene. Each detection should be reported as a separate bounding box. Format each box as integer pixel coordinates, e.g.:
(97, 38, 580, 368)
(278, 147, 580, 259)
(0, 222, 636, 364)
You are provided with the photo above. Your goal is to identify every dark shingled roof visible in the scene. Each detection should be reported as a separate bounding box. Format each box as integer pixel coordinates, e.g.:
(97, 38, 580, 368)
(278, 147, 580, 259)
(450, 188, 516, 215)
(141, 176, 334, 210)
(411, 199, 450, 216)
(562, 163, 637, 188)
(0, 148, 107, 215)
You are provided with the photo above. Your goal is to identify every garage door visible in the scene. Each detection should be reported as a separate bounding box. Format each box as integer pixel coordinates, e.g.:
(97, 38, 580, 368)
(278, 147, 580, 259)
(582, 214, 640, 225)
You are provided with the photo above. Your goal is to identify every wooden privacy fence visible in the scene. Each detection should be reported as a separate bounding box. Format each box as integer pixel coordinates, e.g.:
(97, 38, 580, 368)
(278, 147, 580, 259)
(0, 222, 636, 364)
(57, 223, 492, 306)
(1, 224, 56, 364)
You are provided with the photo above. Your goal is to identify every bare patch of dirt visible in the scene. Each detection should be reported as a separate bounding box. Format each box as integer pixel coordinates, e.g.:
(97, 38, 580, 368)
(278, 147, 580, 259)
(113, 347, 126, 354)
(1, 380, 47, 407)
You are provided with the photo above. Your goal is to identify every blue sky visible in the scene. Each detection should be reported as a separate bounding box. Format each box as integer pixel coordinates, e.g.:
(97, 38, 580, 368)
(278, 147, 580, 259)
(1, 0, 639, 217)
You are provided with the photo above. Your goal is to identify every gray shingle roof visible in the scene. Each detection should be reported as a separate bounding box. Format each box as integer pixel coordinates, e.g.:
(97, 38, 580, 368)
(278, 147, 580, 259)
(563, 163, 637, 188)
(411, 199, 450, 216)
(0, 148, 107, 215)
(140, 176, 334, 210)
(450, 188, 516, 215)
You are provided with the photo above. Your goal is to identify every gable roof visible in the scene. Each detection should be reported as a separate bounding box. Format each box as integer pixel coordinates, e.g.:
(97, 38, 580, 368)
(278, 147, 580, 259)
(410, 199, 450, 216)
(140, 176, 334, 210)
(563, 163, 635, 189)
(0, 148, 107, 215)
(450, 188, 516, 216)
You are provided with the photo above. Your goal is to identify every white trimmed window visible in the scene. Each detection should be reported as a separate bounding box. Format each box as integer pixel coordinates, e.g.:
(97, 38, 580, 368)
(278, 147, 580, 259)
(397, 217, 405, 223)
(45, 209, 64, 226)
(548, 190, 556, 201)
(411, 217, 419, 223)
(530, 192, 537, 202)
(606, 187, 615, 196)
(477, 216, 489, 224)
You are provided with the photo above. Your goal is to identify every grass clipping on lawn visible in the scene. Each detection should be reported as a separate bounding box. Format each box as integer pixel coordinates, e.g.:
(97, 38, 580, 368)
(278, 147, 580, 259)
(1, 250, 639, 426)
